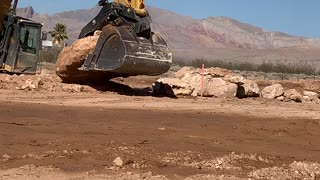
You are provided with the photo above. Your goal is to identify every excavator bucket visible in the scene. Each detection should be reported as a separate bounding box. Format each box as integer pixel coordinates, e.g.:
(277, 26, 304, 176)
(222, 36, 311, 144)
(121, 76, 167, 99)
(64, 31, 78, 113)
(80, 25, 172, 77)
(56, 1, 172, 83)
(0, 0, 11, 31)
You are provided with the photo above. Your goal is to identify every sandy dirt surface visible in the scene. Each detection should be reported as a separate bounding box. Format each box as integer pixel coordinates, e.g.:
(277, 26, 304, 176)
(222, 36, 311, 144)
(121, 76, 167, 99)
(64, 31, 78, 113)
(0, 72, 320, 180)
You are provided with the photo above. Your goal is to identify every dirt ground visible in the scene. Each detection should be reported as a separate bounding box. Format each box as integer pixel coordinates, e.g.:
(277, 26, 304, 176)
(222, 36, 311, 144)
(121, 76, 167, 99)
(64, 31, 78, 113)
(0, 72, 320, 180)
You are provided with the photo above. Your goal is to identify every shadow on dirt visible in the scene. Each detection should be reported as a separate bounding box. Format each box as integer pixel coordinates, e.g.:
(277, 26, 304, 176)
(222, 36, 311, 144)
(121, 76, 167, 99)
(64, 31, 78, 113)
(87, 80, 177, 98)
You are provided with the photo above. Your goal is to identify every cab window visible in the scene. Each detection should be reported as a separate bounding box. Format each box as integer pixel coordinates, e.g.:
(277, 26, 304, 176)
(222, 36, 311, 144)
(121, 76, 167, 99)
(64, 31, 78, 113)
(19, 25, 39, 54)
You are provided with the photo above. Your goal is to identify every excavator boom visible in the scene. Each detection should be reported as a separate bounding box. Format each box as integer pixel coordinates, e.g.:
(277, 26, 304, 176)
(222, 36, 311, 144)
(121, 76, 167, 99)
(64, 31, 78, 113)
(0, 0, 11, 31)
(114, 0, 147, 16)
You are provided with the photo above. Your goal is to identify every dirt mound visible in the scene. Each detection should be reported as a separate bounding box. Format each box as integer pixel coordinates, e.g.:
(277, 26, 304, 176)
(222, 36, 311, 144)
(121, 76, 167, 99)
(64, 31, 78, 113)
(0, 70, 86, 93)
(0, 165, 168, 180)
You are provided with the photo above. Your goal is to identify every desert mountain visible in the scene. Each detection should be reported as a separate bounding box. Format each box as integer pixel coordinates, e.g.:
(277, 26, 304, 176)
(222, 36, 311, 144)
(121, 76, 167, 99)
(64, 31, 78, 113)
(17, 6, 320, 64)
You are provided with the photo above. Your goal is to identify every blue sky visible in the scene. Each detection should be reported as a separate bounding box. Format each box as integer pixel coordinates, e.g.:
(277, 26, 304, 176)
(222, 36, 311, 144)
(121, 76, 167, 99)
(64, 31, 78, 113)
(18, 0, 320, 38)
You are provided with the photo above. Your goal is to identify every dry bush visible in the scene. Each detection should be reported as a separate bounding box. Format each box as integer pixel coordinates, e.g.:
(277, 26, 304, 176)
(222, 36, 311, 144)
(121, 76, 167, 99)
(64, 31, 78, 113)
(174, 58, 319, 76)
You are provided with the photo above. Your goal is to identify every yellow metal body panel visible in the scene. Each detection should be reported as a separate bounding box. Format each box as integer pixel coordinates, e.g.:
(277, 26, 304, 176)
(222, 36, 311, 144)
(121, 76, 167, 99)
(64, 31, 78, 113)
(3, 64, 12, 72)
(114, 0, 146, 17)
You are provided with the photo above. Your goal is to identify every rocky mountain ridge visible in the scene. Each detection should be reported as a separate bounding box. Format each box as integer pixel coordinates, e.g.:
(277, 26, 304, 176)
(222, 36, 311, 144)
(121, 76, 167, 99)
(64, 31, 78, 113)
(16, 6, 320, 64)
(17, 6, 320, 49)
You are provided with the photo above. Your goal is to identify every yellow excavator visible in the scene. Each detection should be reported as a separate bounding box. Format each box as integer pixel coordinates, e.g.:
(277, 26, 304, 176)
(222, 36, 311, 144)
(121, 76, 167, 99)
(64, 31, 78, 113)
(0, 0, 172, 82)
(0, 0, 43, 73)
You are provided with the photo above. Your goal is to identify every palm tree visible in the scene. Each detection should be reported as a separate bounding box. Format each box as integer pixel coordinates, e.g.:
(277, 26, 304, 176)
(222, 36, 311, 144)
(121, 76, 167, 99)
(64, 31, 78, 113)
(49, 23, 68, 48)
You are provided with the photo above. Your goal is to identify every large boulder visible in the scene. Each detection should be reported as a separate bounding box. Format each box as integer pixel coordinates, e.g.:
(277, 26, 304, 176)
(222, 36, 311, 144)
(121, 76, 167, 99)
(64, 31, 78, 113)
(174, 67, 193, 79)
(181, 72, 202, 89)
(261, 83, 284, 99)
(152, 78, 194, 96)
(284, 89, 303, 102)
(237, 79, 260, 98)
(193, 78, 238, 97)
(55, 34, 108, 83)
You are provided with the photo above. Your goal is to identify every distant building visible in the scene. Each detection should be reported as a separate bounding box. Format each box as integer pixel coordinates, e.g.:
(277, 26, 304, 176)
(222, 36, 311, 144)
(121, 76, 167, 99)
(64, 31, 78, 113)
(42, 40, 53, 48)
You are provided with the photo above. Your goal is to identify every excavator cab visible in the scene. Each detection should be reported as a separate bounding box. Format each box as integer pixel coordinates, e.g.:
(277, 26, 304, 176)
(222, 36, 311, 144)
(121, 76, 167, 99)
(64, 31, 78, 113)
(0, 17, 42, 74)
(0, 0, 42, 74)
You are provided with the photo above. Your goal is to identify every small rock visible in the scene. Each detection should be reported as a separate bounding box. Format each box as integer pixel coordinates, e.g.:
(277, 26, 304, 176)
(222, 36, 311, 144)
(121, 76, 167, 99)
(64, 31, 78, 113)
(302, 96, 320, 104)
(223, 74, 245, 85)
(276, 96, 285, 101)
(16, 79, 41, 90)
(25, 79, 35, 87)
(303, 91, 319, 98)
(72, 85, 84, 92)
(113, 157, 124, 167)
(284, 89, 302, 102)
(34, 78, 44, 88)
(261, 83, 284, 99)
(39, 69, 50, 76)
(106, 166, 116, 170)
(2, 154, 12, 162)
(5, 75, 14, 81)
(237, 79, 260, 98)
(153, 78, 194, 96)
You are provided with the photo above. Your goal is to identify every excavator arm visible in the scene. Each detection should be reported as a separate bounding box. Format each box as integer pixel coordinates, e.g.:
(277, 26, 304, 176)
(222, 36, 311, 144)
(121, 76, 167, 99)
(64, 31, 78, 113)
(58, 0, 172, 82)
(0, 0, 11, 31)
(114, 0, 147, 17)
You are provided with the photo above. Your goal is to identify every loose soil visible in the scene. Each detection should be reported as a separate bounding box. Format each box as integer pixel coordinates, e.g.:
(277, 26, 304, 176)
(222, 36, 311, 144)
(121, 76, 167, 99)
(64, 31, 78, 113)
(0, 72, 320, 180)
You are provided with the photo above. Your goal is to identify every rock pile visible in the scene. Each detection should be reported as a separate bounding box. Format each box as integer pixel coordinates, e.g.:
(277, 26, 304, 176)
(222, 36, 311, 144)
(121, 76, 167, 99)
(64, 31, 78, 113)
(261, 84, 320, 103)
(16, 78, 43, 90)
(153, 67, 320, 103)
(0, 71, 85, 93)
(153, 67, 260, 98)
